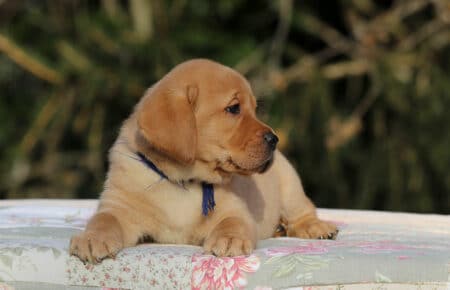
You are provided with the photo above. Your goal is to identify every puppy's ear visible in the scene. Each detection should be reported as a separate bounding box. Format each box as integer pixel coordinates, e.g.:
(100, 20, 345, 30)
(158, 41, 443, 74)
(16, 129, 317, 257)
(137, 82, 198, 164)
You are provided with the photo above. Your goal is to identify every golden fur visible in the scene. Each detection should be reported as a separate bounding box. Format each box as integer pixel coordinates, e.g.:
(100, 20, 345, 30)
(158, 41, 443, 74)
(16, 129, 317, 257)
(70, 59, 337, 263)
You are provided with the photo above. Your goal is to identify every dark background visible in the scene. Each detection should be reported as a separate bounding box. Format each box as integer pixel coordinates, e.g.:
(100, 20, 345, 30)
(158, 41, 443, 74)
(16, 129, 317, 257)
(1, 0, 449, 213)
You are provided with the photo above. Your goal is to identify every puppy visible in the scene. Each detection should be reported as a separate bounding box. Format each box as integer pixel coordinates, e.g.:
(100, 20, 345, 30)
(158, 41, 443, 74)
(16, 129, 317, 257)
(70, 59, 337, 263)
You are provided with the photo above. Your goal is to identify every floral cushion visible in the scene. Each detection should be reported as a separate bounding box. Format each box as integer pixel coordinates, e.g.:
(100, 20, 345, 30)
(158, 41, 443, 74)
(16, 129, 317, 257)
(0, 199, 449, 290)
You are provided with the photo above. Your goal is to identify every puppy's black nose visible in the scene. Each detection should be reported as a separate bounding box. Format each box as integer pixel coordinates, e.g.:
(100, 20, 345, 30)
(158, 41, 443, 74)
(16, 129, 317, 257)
(263, 132, 279, 150)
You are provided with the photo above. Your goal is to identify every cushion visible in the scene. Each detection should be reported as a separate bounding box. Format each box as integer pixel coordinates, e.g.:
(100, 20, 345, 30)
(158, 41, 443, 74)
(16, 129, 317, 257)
(0, 199, 449, 290)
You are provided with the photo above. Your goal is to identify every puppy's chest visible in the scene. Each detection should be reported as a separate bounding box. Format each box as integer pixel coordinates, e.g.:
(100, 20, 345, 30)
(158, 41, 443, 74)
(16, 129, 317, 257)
(149, 181, 203, 228)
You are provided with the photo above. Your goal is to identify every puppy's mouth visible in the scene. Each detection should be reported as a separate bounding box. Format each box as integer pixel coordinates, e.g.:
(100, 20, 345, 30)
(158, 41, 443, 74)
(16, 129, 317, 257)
(258, 156, 274, 173)
(219, 153, 274, 175)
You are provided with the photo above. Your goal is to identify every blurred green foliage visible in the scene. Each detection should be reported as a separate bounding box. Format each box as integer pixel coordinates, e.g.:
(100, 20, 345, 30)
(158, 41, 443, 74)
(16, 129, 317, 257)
(0, 0, 449, 213)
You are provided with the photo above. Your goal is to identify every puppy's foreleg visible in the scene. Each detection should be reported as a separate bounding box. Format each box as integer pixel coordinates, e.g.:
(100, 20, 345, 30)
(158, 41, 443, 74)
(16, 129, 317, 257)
(277, 153, 338, 239)
(70, 209, 139, 263)
(285, 208, 338, 240)
(203, 216, 256, 257)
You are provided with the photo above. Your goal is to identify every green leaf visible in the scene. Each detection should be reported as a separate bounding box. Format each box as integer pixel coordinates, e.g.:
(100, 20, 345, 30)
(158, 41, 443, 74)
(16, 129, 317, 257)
(51, 248, 61, 259)
(375, 270, 392, 283)
(274, 259, 298, 278)
(11, 247, 24, 256)
(0, 255, 12, 269)
(264, 255, 284, 265)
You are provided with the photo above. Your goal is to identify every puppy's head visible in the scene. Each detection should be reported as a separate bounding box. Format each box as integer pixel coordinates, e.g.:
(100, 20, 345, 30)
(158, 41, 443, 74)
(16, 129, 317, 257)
(136, 59, 278, 180)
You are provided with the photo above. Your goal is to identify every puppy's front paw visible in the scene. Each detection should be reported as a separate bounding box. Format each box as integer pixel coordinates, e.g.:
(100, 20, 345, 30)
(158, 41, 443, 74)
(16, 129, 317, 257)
(204, 236, 253, 257)
(70, 230, 123, 264)
(288, 214, 338, 240)
(203, 217, 255, 256)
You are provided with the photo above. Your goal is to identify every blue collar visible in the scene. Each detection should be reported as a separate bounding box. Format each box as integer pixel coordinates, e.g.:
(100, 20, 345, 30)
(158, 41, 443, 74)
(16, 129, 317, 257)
(137, 152, 215, 216)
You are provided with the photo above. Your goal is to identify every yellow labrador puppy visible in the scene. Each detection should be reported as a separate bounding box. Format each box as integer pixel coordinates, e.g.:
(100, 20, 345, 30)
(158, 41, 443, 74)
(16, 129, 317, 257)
(70, 59, 337, 263)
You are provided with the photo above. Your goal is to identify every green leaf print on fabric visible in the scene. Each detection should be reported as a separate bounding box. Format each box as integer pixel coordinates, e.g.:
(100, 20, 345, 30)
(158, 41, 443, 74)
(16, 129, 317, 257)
(265, 254, 331, 278)
(51, 248, 61, 259)
(10, 248, 24, 256)
(375, 270, 392, 283)
(36, 246, 63, 258)
(0, 255, 12, 269)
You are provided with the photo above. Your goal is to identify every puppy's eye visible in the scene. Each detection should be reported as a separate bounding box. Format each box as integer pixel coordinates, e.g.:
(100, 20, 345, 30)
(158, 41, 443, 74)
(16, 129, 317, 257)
(225, 104, 240, 115)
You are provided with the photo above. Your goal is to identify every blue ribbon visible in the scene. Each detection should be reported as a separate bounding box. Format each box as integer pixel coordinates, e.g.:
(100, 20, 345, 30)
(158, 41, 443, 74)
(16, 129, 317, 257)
(137, 152, 215, 216)
(201, 182, 215, 216)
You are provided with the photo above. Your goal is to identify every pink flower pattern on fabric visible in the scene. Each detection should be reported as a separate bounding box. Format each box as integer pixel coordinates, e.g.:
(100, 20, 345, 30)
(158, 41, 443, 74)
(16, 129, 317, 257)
(191, 254, 260, 290)
(263, 242, 330, 257)
(355, 241, 413, 254)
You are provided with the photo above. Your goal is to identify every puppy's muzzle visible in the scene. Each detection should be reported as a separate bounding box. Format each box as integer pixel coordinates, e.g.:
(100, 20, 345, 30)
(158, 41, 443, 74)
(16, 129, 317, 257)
(263, 132, 279, 151)
(257, 131, 278, 173)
